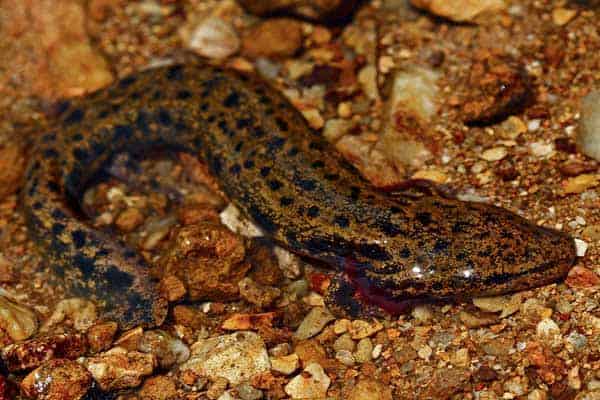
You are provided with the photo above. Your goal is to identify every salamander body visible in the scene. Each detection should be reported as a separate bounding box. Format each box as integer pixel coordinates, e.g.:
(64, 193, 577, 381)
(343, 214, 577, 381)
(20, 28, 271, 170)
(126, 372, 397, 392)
(23, 65, 576, 328)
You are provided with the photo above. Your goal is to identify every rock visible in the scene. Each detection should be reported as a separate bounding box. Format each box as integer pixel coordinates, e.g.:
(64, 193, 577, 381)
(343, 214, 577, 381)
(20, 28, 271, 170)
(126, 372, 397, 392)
(238, 277, 281, 308)
(348, 378, 393, 400)
(242, 19, 303, 59)
(1, 333, 87, 372)
(238, 0, 358, 22)
(181, 17, 240, 59)
(160, 223, 250, 301)
(0, 295, 38, 342)
(562, 174, 600, 194)
(181, 331, 270, 385)
(41, 298, 97, 332)
(462, 59, 531, 125)
(354, 338, 373, 363)
(220, 204, 264, 238)
(20, 359, 92, 400)
(236, 382, 263, 400)
(207, 377, 228, 399)
(565, 266, 600, 288)
(410, 0, 506, 22)
(333, 333, 355, 352)
(425, 368, 471, 398)
(577, 90, 600, 161)
(0, 0, 113, 99)
(82, 347, 156, 391)
(115, 207, 144, 232)
(480, 147, 508, 162)
(284, 363, 330, 399)
(0, 142, 26, 200)
(335, 349, 355, 366)
(552, 8, 577, 25)
(536, 318, 561, 340)
(138, 330, 190, 369)
(86, 321, 118, 354)
(349, 319, 383, 339)
(294, 307, 335, 340)
(138, 375, 179, 400)
(222, 312, 277, 331)
(159, 275, 187, 302)
(473, 293, 523, 318)
(270, 354, 300, 375)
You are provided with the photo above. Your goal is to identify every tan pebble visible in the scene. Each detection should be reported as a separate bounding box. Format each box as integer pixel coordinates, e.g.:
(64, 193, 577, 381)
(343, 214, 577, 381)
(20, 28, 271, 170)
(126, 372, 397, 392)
(183, 17, 240, 59)
(562, 174, 600, 194)
(480, 147, 508, 162)
(21, 359, 92, 400)
(552, 8, 577, 26)
(242, 18, 303, 59)
(82, 347, 156, 391)
(0, 295, 38, 341)
(87, 321, 118, 353)
(160, 275, 187, 302)
(270, 353, 299, 375)
(349, 319, 383, 339)
(138, 375, 179, 400)
(284, 363, 330, 399)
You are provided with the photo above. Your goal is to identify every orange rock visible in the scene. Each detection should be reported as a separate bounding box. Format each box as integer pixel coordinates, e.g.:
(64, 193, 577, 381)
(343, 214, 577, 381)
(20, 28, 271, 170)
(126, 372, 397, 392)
(565, 266, 600, 288)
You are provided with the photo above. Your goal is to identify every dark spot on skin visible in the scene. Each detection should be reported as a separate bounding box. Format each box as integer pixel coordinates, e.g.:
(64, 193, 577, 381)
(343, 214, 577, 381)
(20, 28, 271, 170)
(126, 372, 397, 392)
(358, 243, 391, 261)
(64, 108, 84, 125)
(200, 102, 210, 112)
(135, 111, 151, 135)
(229, 164, 241, 175)
(50, 238, 69, 255)
(157, 109, 172, 126)
(267, 137, 286, 152)
(309, 141, 324, 150)
(350, 186, 360, 200)
(72, 133, 84, 142)
(234, 142, 243, 152)
(152, 90, 163, 100)
(104, 265, 134, 290)
(456, 252, 467, 261)
(177, 89, 192, 99)
(73, 253, 95, 280)
(32, 202, 43, 210)
(71, 230, 86, 248)
(307, 206, 320, 217)
(91, 140, 107, 157)
(114, 124, 134, 141)
(334, 215, 349, 228)
(416, 212, 432, 226)
(52, 223, 66, 235)
(433, 239, 450, 253)
(275, 117, 289, 131)
(44, 148, 59, 158)
(280, 196, 294, 206)
(380, 221, 403, 236)
(236, 118, 252, 129)
(260, 167, 271, 177)
(248, 205, 277, 233)
(296, 178, 316, 191)
(72, 147, 89, 162)
(218, 120, 234, 137)
(259, 95, 271, 105)
(243, 159, 254, 169)
(51, 208, 67, 220)
(311, 160, 324, 168)
(324, 173, 339, 181)
(166, 65, 184, 80)
(66, 168, 83, 191)
(303, 235, 352, 256)
(207, 115, 216, 123)
(390, 206, 401, 214)
(269, 180, 282, 190)
(432, 282, 443, 291)
(211, 156, 222, 174)
(400, 247, 411, 258)
(452, 221, 469, 233)
(47, 181, 60, 194)
(223, 92, 240, 108)
(124, 250, 136, 259)
(252, 127, 266, 138)
(288, 147, 299, 156)
(42, 133, 57, 143)
(119, 75, 136, 88)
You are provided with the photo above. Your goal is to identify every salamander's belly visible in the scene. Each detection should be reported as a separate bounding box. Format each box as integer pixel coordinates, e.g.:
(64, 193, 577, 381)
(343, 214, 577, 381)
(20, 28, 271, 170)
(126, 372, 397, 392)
(22, 64, 577, 328)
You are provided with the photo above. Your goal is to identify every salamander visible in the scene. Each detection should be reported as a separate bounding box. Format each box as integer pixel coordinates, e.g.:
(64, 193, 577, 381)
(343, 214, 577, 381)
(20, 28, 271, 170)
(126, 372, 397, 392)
(22, 64, 577, 328)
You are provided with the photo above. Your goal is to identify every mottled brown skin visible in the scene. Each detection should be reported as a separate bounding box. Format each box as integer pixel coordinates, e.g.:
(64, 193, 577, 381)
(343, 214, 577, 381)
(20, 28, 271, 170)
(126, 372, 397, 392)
(22, 65, 576, 328)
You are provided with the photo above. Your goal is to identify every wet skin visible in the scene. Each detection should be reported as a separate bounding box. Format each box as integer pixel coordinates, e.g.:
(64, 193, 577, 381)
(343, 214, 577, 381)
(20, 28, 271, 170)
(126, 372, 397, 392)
(22, 65, 577, 328)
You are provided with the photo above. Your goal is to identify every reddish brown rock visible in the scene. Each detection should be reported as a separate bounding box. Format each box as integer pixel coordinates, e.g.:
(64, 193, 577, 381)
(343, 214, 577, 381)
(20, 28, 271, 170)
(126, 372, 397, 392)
(1, 333, 87, 372)
(238, 0, 358, 22)
(138, 375, 179, 400)
(86, 321, 118, 354)
(160, 222, 250, 301)
(20, 359, 92, 400)
(461, 59, 531, 125)
(242, 18, 303, 59)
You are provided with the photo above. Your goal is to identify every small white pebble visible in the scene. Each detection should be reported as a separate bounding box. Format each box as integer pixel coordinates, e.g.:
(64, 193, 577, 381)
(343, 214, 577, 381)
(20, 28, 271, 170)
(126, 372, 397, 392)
(574, 238, 588, 257)
(575, 216, 586, 226)
(527, 119, 541, 131)
(372, 344, 383, 359)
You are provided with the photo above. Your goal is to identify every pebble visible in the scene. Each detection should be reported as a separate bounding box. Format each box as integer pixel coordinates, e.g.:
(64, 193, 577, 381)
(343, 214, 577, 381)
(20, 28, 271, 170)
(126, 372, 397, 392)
(242, 19, 303, 59)
(552, 8, 577, 25)
(348, 378, 393, 400)
(238, 0, 356, 21)
(577, 90, 600, 161)
(284, 363, 330, 399)
(221, 312, 277, 331)
(354, 338, 373, 363)
(181, 331, 270, 385)
(220, 204, 264, 238)
(270, 353, 300, 375)
(1, 333, 87, 372)
(574, 238, 589, 257)
(333, 333, 355, 352)
(237, 382, 263, 400)
(138, 330, 190, 369)
(480, 146, 508, 161)
(473, 294, 523, 318)
(115, 207, 144, 232)
(349, 319, 383, 339)
(411, 305, 433, 323)
(238, 277, 281, 308)
(335, 349, 355, 366)
(138, 375, 179, 400)
(565, 266, 599, 288)
(41, 298, 97, 332)
(20, 359, 92, 400)
(159, 275, 187, 302)
(410, 0, 506, 22)
(536, 318, 561, 341)
(0, 295, 38, 341)
(82, 347, 156, 391)
(182, 17, 240, 59)
(562, 174, 600, 194)
(86, 321, 118, 354)
(294, 307, 335, 340)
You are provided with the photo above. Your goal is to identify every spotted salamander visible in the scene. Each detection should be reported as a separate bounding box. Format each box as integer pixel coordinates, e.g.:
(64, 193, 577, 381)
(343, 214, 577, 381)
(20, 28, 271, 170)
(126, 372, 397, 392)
(23, 65, 577, 328)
